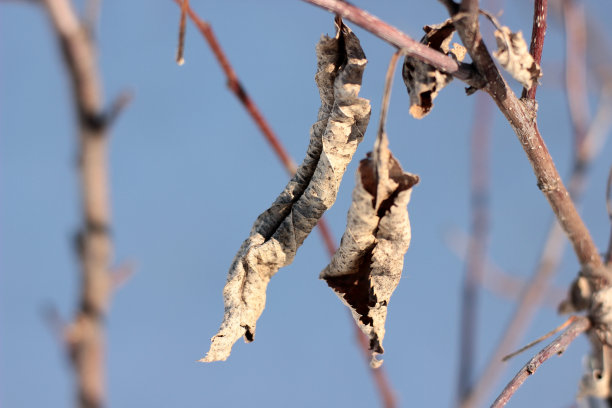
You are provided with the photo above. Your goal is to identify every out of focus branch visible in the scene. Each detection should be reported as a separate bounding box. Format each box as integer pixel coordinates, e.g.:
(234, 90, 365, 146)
(455, 1, 612, 405)
(457, 92, 492, 402)
(177, 3, 396, 407)
(42, 0, 123, 406)
(444, 228, 566, 308)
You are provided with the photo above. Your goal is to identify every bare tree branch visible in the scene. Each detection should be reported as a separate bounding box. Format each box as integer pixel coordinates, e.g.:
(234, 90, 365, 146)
(448, 0, 606, 282)
(301, 0, 484, 88)
(491, 316, 591, 407)
(42, 0, 121, 406)
(458, 2, 612, 404)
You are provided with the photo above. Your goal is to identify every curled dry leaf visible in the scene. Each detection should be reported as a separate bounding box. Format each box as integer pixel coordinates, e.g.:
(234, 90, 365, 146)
(493, 26, 542, 90)
(320, 131, 419, 367)
(202, 20, 371, 363)
(402, 19, 466, 119)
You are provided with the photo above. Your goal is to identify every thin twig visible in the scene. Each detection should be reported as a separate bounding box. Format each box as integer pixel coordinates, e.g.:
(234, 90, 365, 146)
(457, 92, 492, 402)
(180, 2, 297, 176)
(179, 3, 396, 407)
(301, 0, 484, 88)
(502, 316, 577, 362)
(42, 0, 120, 406)
(522, 0, 548, 99)
(491, 316, 591, 408)
(377, 51, 400, 137)
(175, 0, 188, 65)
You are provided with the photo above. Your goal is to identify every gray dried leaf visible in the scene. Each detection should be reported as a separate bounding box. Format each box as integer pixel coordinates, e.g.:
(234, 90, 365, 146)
(320, 131, 419, 367)
(402, 19, 465, 119)
(202, 20, 371, 363)
(493, 26, 542, 89)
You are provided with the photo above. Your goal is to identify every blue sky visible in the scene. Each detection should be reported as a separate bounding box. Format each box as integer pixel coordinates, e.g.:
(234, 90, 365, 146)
(2, 1, 612, 407)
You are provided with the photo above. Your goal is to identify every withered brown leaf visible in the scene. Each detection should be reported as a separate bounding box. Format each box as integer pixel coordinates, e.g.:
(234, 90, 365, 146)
(320, 131, 419, 367)
(202, 20, 371, 363)
(402, 19, 465, 119)
(493, 26, 542, 90)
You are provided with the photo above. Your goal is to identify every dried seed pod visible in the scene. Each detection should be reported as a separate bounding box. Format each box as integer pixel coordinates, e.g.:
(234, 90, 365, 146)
(321, 131, 419, 367)
(493, 26, 542, 89)
(202, 20, 371, 363)
(402, 19, 465, 119)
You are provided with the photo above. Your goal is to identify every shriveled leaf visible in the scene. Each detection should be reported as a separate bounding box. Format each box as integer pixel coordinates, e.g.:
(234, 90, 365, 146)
(320, 131, 419, 367)
(202, 20, 371, 363)
(402, 19, 465, 119)
(493, 26, 542, 89)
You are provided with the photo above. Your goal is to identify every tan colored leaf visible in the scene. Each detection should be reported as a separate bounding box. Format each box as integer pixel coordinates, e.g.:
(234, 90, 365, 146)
(202, 20, 371, 363)
(493, 26, 542, 89)
(320, 131, 419, 367)
(402, 19, 464, 119)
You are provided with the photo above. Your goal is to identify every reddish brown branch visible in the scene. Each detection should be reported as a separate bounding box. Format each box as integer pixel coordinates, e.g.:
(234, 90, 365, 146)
(449, 4, 605, 282)
(42, 0, 117, 406)
(458, 3, 611, 406)
(301, 0, 484, 88)
(523, 0, 548, 99)
(491, 316, 591, 407)
(180, 3, 297, 176)
(180, 4, 395, 407)
(457, 93, 492, 402)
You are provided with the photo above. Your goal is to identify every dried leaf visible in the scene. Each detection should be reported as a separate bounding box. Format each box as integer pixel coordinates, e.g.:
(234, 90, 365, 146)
(320, 131, 419, 367)
(493, 26, 542, 89)
(202, 20, 371, 363)
(402, 19, 465, 119)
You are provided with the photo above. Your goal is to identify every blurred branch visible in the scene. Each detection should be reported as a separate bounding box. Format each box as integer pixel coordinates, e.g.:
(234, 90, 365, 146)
(457, 92, 492, 402)
(42, 0, 121, 406)
(178, 3, 396, 407)
(491, 315, 591, 407)
(563, 0, 589, 146)
(457, 2, 612, 405)
(444, 228, 566, 308)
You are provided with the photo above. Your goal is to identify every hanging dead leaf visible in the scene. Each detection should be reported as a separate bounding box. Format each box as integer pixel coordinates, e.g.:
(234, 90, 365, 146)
(202, 19, 371, 363)
(402, 19, 466, 119)
(320, 131, 419, 367)
(493, 26, 542, 89)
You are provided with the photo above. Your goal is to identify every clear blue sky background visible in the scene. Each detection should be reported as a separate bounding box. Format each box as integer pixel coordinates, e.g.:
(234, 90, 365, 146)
(2, 1, 612, 407)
